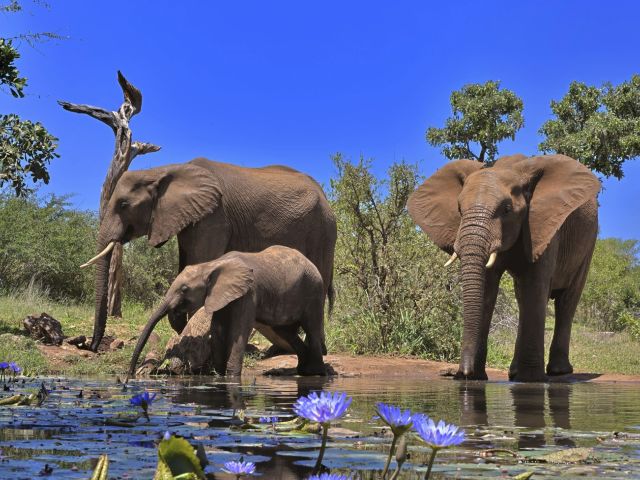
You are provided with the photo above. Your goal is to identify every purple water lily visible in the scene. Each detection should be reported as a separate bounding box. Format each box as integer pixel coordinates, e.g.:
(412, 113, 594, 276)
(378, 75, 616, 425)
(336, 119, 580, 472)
(375, 403, 414, 477)
(130, 391, 156, 420)
(412, 414, 465, 479)
(293, 391, 352, 425)
(306, 473, 352, 480)
(223, 459, 256, 477)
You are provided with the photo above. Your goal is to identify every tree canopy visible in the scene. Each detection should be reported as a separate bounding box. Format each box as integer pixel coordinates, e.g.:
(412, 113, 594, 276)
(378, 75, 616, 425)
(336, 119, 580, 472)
(426, 80, 524, 164)
(0, 1, 59, 196)
(539, 76, 640, 179)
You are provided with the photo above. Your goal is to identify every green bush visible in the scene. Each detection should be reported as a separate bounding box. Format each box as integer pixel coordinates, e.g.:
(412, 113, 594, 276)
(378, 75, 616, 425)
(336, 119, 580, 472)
(577, 238, 640, 332)
(327, 154, 463, 361)
(0, 193, 96, 300)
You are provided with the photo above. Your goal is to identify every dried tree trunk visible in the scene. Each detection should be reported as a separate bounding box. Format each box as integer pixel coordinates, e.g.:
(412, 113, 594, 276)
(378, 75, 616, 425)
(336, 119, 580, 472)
(58, 71, 160, 317)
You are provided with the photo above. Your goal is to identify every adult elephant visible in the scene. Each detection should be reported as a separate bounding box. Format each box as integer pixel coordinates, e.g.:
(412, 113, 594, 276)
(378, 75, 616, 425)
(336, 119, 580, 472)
(83, 158, 336, 352)
(407, 154, 600, 382)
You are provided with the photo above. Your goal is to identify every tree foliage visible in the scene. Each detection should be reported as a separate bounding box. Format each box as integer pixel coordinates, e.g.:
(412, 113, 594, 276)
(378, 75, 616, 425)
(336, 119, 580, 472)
(426, 80, 524, 163)
(328, 153, 463, 359)
(539, 76, 640, 179)
(0, 1, 59, 196)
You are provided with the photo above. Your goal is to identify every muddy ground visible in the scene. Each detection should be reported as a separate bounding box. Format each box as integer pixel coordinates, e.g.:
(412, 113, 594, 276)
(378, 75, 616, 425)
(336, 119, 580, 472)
(34, 340, 640, 383)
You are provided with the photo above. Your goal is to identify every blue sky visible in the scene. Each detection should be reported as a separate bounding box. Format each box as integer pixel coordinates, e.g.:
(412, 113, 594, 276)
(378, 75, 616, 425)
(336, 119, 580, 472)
(2, 1, 639, 239)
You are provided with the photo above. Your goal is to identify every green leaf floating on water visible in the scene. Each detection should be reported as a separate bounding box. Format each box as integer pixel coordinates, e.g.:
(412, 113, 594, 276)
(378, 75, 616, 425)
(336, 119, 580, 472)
(529, 447, 597, 464)
(513, 472, 534, 479)
(90, 454, 109, 480)
(154, 436, 205, 480)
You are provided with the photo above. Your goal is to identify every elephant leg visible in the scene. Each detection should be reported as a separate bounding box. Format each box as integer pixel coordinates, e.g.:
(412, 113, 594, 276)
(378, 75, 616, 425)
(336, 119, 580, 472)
(297, 300, 326, 376)
(211, 310, 230, 375)
(547, 254, 592, 376)
(224, 300, 255, 377)
(254, 324, 296, 355)
(510, 252, 555, 382)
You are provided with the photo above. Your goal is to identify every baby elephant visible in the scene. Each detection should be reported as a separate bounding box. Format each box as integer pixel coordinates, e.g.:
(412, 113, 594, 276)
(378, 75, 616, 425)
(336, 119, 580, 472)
(128, 246, 327, 378)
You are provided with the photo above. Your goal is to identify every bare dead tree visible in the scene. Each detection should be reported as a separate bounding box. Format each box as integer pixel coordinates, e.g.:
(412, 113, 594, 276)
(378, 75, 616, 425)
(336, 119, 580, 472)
(58, 71, 160, 317)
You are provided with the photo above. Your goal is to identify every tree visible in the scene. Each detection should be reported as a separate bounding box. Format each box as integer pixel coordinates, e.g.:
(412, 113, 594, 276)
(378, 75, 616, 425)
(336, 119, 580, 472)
(328, 154, 462, 359)
(539, 76, 640, 179)
(426, 80, 524, 163)
(0, 1, 60, 196)
(59, 72, 160, 317)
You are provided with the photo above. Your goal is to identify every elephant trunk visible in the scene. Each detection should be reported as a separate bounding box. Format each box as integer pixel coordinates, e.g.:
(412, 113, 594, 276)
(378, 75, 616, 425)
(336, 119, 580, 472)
(91, 233, 114, 352)
(457, 208, 493, 379)
(127, 300, 171, 380)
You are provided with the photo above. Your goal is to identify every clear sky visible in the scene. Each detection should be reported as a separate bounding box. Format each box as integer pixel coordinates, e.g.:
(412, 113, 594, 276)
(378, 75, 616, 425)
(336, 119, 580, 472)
(2, 1, 639, 239)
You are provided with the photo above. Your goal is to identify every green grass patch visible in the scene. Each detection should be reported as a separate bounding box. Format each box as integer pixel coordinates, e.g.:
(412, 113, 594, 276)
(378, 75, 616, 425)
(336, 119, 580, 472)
(488, 319, 640, 375)
(0, 290, 174, 376)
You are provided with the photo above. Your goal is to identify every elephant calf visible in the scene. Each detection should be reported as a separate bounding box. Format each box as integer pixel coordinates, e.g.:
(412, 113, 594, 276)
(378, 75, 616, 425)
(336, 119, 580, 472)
(128, 246, 327, 378)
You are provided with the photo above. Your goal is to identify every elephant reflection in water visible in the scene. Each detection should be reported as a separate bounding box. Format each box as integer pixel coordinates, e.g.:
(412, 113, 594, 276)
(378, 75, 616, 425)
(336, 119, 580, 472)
(457, 382, 575, 449)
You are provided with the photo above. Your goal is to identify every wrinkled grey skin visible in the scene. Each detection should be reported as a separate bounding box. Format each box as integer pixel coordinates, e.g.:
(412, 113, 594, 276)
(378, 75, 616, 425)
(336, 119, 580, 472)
(128, 246, 327, 378)
(408, 154, 600, 382)
(90, 158, 336, 352)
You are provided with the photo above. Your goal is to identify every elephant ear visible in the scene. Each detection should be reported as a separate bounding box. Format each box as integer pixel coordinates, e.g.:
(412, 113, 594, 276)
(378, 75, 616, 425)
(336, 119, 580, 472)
(492, 153, 528, 169)
(204, 257, 254, 314)
(148, 164, 222, 247)
(521, 154, 600, 262)
(407, 159, 483, 252)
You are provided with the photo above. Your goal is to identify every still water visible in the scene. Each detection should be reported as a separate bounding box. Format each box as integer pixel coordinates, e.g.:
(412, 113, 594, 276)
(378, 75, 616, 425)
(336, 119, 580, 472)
(0, 375, 639, 478)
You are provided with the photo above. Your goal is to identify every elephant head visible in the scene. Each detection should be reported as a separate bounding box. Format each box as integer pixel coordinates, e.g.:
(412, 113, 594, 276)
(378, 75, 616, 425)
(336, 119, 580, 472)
(407, 154, 600, 379)
(84, 163, 222, 352)
(127, 256, 254, 379)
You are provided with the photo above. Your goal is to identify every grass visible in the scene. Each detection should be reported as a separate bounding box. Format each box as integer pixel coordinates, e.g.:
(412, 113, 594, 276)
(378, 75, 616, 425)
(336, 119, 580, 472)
(487, 318, 640, 375)
(1, 288, 639, 377)
(0, 288, 174, 377)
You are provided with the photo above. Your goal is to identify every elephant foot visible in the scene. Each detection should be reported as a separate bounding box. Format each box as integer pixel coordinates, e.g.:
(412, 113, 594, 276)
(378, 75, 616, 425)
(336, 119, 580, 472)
(509, 365, 547, 382)
(546, 359, 573, 376)
(261, 344, 290, 359)
(453, 369, 488, 381)
(297, 360, 327, 376)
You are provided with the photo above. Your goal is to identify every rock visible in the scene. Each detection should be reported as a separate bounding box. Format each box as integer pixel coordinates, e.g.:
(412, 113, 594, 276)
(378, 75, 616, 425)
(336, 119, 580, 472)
(161, 307, 213, 374)
(110, 339, 125, 350)
(22, 312, 64, 345)
(147, 332, 161, 347)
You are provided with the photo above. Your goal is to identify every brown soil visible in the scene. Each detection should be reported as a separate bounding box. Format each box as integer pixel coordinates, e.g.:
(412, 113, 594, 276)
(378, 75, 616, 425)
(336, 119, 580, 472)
(35, 341, 640, 383)
(247, 353, 640, 383)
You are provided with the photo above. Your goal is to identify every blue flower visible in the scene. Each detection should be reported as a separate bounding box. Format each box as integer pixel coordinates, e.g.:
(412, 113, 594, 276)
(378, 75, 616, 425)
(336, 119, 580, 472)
(412, 414, 465, 449)
(259, 416, 279, 424)
(163, 431, 171, 441)
(129, 391, 156, 408)
(375, 403, 413, 435)
(306, 474, 352, 480)
(223, 459, 256, 475)
(7, 362, 21, 374)
(0, 362, 8, 370)
(293, 391, 352, 425)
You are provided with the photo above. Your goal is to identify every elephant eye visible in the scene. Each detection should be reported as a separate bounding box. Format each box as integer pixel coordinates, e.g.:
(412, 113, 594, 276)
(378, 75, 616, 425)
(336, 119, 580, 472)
(119, 200, 129, 209)
(180, 285, 188, 293)
(503, 203, 512, 215)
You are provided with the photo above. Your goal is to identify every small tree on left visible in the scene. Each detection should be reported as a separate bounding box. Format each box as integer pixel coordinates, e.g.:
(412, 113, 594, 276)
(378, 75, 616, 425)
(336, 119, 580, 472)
(0, 1, 60, 196)
(59, 72, 160, 318)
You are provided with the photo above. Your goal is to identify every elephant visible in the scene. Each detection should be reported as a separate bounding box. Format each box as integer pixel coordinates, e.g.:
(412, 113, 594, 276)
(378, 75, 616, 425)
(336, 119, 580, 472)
(127, 245, 327, 378)
(82, 158, 336, 352)
(407, 154, 600, 382)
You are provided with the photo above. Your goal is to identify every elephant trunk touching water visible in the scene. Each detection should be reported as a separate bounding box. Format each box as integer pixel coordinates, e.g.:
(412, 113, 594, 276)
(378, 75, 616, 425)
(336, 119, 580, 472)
(457, 207, 494, 379)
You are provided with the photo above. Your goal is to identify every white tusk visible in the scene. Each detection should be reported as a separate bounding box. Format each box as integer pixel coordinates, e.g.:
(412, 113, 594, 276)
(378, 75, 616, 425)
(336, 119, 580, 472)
(80, 241, 116, 268)
(486, 252, 497, 268)
(444, 252, 458, 267)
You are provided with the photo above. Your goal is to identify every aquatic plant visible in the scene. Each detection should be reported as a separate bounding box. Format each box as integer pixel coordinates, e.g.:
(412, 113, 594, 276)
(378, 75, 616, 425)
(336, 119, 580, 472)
(129, 391, 156, 421)
(374, 403, 413, 478)
(0, 362, 20, 382)
(412, 415, 465, 479)
(156, 432, 205, 479)
(294, 391, 352, 472)
(306, 473, 352, 480)
(223, 458, 257, 477)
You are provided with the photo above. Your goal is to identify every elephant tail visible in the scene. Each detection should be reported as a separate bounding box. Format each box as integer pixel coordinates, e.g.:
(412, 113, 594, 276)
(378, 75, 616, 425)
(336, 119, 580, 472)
(327, 272, 335, 317)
